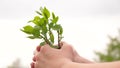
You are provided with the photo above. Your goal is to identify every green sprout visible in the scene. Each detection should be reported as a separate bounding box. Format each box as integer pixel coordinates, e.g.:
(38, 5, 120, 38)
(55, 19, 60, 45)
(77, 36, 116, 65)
(21, 7, 63, 49)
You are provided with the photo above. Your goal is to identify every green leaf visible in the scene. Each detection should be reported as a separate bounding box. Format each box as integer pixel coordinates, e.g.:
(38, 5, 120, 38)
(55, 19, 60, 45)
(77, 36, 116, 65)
(36, 11, 42, 15)
(39, 18, 45, 26)
(42, 7, 50, 19)
(52, 16, 59, 24)
(49, 31, 54, 43)
(52, 12, 55, 19)
(28, 20, 33, 23)
(41, 26, 48, 35)
(59, 26, 63, 34)
(21, 25, 33, 34)
(21, 7, 63, 49)
(27, 36, 36, 39)
(52, 24, 61, 31)
(49, 23, 54, 28)
(40, 41, 46, 46)
(33, 16, 41, 25)
(40, 7, 43, 12)
(32, 26, 40, 37)
(43, 18, 48, 24)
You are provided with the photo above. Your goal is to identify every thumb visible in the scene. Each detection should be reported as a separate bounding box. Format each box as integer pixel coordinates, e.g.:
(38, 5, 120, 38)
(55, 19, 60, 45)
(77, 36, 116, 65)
(61, 42, 73, 52)
(40, 44, 52, 53)
(40, 44, 58, 54)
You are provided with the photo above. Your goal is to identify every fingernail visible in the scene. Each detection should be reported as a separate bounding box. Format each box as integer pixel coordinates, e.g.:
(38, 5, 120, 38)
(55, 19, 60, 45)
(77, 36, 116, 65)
(36, 45, 41, 52)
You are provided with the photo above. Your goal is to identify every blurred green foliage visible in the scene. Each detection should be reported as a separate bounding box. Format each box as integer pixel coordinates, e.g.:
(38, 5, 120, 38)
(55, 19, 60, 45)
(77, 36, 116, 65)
(94, 30, 120, 62)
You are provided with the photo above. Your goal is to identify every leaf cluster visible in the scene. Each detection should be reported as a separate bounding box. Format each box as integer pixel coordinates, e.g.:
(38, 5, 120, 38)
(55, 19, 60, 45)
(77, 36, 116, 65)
(21, 7, 63, 48)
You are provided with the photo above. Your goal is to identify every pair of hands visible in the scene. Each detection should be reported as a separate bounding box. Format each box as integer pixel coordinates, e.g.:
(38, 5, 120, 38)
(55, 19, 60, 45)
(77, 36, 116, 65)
(31, 42, 92, 68)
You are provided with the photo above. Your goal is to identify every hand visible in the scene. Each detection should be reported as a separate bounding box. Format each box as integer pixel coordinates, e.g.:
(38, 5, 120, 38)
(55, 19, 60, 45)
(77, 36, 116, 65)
(73, 49, 93, 63)
(31, 42, 74, 68)
(31, 42, 93, 68)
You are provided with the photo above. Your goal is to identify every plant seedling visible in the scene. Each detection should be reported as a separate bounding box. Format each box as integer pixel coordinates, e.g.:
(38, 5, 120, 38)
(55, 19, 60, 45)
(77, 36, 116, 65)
(21, 7, 63, 49)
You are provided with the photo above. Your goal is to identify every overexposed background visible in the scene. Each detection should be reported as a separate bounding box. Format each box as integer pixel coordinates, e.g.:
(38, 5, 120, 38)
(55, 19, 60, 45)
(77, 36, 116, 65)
(0, 0, 120, 67)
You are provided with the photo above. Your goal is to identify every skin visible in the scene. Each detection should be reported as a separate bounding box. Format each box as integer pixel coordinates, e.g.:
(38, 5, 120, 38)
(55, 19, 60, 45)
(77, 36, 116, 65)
(31, 42, 120, 68)
(63, 61, 120, 68)
(31, 42, 93, 68)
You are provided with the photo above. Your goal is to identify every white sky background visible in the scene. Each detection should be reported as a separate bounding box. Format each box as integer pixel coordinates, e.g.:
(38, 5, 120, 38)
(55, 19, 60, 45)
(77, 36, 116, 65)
(0, 0, 120, 67)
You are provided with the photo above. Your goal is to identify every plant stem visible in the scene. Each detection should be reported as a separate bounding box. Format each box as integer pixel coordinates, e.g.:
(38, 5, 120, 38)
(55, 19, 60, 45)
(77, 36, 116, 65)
(40, 34, 52, 45)
(57, 31, 61, 49)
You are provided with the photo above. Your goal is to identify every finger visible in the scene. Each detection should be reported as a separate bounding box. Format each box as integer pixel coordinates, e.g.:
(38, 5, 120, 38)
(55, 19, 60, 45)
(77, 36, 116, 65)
(61, 42, 73, 51)
(30, 62, 35, 68)
(40, 44, 56, 53)
(40, 44, 59, 58)
(33, 50, 41, 61)
(36, 45, 41, 52)
(32, 56, 36, 62)
(33, 45, 41, 55)
(33, 50, 40, 56)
